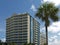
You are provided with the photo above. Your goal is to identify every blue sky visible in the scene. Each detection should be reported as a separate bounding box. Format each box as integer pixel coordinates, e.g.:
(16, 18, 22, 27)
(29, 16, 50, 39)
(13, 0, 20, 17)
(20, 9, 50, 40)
(0, 0, 42, 41)
(0, 0, 60, 45)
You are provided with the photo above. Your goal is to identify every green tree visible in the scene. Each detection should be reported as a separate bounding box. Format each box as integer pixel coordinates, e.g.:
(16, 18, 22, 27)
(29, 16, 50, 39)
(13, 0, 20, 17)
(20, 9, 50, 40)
(8, 42, 17, 45)
(23, 43, 27, 45)
(44, 43, 46, 45)
(23, 43, 34, 45)
(35, 2, 59, 45)
(28, 43, 34, 45)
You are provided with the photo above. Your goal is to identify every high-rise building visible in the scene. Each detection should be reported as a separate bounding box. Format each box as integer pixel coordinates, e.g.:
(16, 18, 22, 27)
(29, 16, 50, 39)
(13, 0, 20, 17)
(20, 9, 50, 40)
(40, 33, 46, 45)
(6, 13, 40, 45)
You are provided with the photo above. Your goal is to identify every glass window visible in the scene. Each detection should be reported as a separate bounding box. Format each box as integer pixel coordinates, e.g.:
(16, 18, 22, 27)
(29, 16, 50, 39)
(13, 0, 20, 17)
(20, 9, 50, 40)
(30, 17, 34, 43)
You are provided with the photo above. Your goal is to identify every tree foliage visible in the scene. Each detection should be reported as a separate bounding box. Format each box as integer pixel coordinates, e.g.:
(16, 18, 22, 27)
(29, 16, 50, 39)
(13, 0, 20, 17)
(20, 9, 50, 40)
(35, 2, 59, 45)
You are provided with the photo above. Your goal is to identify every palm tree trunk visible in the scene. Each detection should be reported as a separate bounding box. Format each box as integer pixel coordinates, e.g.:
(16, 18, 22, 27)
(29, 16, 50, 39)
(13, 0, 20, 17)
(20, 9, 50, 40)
(45, 25, 48, 45)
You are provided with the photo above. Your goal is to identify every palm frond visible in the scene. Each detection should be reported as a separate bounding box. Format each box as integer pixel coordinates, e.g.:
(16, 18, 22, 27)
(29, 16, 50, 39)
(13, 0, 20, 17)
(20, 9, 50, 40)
(35, 2, 59, 26)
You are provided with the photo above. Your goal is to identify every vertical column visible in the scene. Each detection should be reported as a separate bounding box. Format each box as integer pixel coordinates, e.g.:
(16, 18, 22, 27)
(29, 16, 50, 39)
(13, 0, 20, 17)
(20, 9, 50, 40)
(27, 15, 30, 43)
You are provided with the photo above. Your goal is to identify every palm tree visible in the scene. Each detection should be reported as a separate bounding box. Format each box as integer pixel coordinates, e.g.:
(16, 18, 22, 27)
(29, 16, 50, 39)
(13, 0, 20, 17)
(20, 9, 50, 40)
(35, 2, 59, 45)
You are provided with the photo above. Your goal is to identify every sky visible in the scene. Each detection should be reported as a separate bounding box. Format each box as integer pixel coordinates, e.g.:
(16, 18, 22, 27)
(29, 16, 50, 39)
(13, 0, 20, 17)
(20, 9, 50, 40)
(0, 0, 41, 42)
(0, 0, 60, 45)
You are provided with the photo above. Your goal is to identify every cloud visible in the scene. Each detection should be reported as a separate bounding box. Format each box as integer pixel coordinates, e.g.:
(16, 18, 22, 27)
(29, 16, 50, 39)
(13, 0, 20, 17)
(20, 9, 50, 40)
(49, 35, 57, 42)
(49, 39, 60, 45)
(1, 38, 6, 42)
(58, 33, 60, 35)
(49, 38, 53, 42)
(49, 37, 60, 45)
(48, 21, 60, 33)
(48, 35, 60, 45)
(50, 36, 57, 41)
(44, 0, 60, 6)
(30, 4, 37, 11)
(0, 29, 5, 42)
(41, 21, 60, 33)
